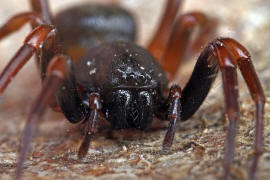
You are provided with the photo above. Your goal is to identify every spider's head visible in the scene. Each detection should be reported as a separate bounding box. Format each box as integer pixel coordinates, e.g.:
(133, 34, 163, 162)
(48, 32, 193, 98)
(109, 89, 157, 130)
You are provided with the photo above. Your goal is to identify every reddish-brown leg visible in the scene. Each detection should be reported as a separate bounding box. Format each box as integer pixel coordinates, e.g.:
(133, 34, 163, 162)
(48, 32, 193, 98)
(213, 43, 240, 180)
(30, 0, 52, 24)
(162, 12, 216, 77)
(0, 24, 56, 93)
(162, 85, 182, 150)
(14, 55, 68, 180)
(147, 0, 182, 61)
(212, 38, 265, 180)
(0, 12, 44, 40)
(219, 38, 265, 180)
(78, 93, 105, 159)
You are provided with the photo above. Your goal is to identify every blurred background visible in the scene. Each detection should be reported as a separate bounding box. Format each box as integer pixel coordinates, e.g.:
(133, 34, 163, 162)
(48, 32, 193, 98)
(1, 0, 270, 105)
(0, 0, 270, 179)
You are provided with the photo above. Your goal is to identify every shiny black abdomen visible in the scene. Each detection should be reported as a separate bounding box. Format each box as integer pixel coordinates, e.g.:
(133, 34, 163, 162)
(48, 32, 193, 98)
(40, 4, 137, 80)
(54, 4, 137, 59)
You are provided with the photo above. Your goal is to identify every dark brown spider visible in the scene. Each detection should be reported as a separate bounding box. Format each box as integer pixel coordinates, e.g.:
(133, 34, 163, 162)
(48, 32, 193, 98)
(0, 0, 265, 180)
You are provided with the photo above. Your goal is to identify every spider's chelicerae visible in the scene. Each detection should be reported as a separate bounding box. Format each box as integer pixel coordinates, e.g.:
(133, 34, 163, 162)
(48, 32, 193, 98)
(0, 0, 265, 179)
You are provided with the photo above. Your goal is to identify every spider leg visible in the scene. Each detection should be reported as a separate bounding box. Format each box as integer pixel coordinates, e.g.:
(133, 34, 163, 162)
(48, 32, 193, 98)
(178, 38, 264, 179)
(162, 12, 216, 77)
(218, 38, 265, 180)
(14, 55, 67, 180)
(78, 93, 105, 159)
(0, 24, 56, 93)
(147, 0, 182, 61)
(212, 42, 240, 180)
(0, 12, 44, 40)
(162, 85, 182, 150)
(30, 0, 52, 25)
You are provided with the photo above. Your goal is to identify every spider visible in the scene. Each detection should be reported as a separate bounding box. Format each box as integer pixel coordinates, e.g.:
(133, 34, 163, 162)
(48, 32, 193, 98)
(0, 0, 265, 180)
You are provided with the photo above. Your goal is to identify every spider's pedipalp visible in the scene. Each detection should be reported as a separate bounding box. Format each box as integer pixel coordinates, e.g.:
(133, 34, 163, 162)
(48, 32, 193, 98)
(78, 92, 104, 160)
(162, 85, 182, 150)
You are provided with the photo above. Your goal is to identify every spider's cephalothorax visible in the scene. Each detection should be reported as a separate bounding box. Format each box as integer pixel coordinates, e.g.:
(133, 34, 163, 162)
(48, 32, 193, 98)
(76, 42, 168, 130)
(0, 0, 265, 180)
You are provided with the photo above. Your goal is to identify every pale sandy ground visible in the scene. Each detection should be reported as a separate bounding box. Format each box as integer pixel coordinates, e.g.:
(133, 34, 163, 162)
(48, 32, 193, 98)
(0, 0, 270, 180)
